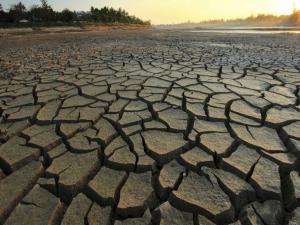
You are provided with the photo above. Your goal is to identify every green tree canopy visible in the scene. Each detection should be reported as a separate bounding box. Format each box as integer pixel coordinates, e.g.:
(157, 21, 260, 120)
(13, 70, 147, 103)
(28, 0, 55, 21)
(0, 1, 150, 25)
(40, 0, 50, 9)
(10, 2, 26, 12)
(9, 2, 27, 21)
(89, 6, 145, 24)
(59, 9, 76, 22)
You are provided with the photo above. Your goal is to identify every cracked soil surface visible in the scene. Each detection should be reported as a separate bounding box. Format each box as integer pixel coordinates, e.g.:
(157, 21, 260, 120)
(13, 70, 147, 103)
(0, 29, 300, 225)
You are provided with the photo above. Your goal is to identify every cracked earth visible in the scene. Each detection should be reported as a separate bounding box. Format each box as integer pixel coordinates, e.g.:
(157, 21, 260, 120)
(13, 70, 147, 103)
(0, 30, 300, 225)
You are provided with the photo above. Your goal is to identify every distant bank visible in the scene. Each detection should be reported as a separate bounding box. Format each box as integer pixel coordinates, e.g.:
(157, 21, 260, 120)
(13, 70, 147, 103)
(156, 11, 300, 30)
(188, 27, 300, 34)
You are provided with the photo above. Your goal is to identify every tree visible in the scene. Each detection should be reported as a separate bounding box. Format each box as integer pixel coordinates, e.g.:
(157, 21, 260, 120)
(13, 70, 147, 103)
(2, 2, 148, 25)
(29, 5, 45, 22)
(40, 0, 50, 10)
(10, 2, 26, 12)
(59, 9, 76, 22)
(29, 0, 55, 21)
(0, 2, 5, 20)
(88, 6, 146, 24)
(9, 2, 27, 22)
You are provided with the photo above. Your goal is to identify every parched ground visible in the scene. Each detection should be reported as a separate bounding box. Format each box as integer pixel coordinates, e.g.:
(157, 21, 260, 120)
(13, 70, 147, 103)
(0, 29, 300, 225)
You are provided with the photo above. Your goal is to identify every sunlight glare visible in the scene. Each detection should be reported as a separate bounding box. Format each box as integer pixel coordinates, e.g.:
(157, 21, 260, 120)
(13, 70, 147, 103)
(296, 0, 300, 9)
(272, 0, 294, 15)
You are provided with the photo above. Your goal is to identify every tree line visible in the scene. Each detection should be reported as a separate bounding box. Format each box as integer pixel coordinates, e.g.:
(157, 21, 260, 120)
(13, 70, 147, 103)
(198, 11, 300, 27)
(0, 0, 150, 25)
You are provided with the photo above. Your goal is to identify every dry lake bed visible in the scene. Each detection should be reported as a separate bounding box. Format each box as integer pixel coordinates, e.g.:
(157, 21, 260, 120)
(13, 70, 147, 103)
(0, 29, 300, 225)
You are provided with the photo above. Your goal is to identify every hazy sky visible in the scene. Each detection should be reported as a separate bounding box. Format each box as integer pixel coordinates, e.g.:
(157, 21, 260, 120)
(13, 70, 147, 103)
(2, 0, 300, 24)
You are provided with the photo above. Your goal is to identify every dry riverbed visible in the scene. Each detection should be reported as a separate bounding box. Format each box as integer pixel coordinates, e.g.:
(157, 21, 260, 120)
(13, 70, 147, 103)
(0, 29, 300, 225)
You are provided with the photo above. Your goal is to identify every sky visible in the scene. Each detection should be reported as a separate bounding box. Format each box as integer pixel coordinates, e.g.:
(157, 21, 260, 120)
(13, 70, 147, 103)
(2, 0, 300, 24)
